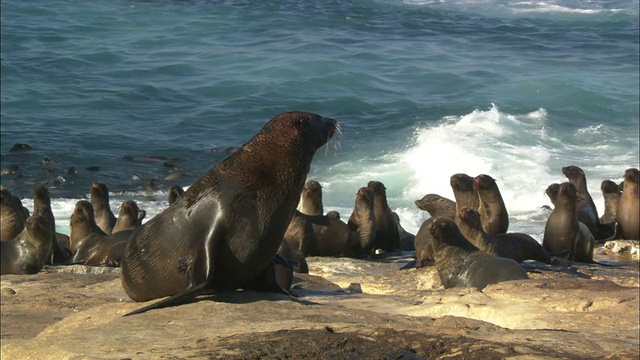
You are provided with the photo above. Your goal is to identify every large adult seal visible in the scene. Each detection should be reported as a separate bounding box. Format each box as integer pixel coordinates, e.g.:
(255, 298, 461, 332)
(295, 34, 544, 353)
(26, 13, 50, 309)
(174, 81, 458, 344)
(473, 174, 508, 234)
(69, 200, 125, 267)
(33, 185, 71, 264)
(367, 180, 401, 253)
(430, 217, 528, 290)
(562, 165, 600, 239)
(297, 179, 324, 216)
(90, 182, 117, 235)
(1, 187, 30, 241)
(458, 207, 565, 265)
(1, 207, 53, 275)
(616, 168, 639, 240)
(414, 193, 456, 219)
(120, 111, 337, 315)
(112, 200, 143, 234)
(543, 182, 594, 263)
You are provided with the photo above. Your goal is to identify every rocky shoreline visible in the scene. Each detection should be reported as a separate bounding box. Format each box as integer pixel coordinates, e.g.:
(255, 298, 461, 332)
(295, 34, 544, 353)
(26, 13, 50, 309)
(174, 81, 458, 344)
(1, 241, 638, 359)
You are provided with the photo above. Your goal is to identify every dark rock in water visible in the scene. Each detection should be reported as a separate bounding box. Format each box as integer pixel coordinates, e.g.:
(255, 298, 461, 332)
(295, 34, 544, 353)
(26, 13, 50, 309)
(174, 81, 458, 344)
(8, 143, 32, 152)
(85, 166, 100, 172)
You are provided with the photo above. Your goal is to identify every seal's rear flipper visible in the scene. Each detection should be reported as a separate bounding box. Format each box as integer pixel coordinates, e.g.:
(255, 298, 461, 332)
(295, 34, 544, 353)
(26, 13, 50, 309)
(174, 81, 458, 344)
(123, 282, 212, 317)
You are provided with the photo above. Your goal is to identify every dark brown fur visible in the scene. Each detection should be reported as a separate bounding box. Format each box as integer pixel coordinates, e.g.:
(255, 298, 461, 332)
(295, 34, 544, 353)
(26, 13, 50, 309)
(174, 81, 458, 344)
(430, 217, 528, 290)
(69, 200, 125, 267)
(120, 112, 337, 315)
(33, 185, 71, 264)
(112, 200, 143, 234)
(414, 194, 456, 219)
(562, 165, 600, 239)
(368, 181, 401, 253)
(1, 187, 30, 241)
(458, 207, 558, 264)
(474, 174, 509, 234)
(543, 182, 594, 263)
(1, 207, 53, 275)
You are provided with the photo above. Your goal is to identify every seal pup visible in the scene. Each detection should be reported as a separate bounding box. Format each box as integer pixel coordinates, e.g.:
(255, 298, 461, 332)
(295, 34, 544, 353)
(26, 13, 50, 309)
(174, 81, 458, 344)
(543, 182, 595, 263)
(167, 185, 185, 206)
(90, 182, 117, 235)
(121, 111, 337, 315)
(616, 168, 639, 240)
(346, 187, 377, 257)
(1, 187, 30, 241)
(33, 185, 71, 264)
(112, 200, 143, 234)
(430, 217, 528, 290)
(414, 194, 456, 219)
(562, 165, 600, 238)
(69, 200, 125, 266)
(297, 179, 324, 216)
(600, 180, 621, 224)
(367, 180, 401, 253)
(1, 207, 53, 275)
(474, 174, 508, 234)
(458, 207, 564, 265)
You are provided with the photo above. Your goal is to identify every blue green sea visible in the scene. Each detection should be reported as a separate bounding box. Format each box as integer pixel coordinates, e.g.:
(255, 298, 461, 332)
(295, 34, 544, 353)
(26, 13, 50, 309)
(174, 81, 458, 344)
(2, 0, 638, 239)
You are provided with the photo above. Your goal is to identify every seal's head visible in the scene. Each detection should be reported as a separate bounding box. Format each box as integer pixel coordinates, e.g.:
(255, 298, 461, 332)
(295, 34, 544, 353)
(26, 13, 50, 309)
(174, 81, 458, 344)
(561, 165, 586, 186)
(545, 183, 561, 205)
(624, 168, 639, 185)
(473, 174, 497, 192)
(90, 182, 110, 204)
(459, 207, 482, 231)
(600, 180, 621, 195)
(557, 182, 577, 207)
(450, 173, 475, 193)
(71, 200, 96, 226)
(34, 185, 51, 208)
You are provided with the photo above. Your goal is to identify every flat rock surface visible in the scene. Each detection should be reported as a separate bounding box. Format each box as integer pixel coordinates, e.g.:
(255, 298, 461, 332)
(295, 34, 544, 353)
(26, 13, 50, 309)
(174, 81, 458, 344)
(1, 241, 638, 359)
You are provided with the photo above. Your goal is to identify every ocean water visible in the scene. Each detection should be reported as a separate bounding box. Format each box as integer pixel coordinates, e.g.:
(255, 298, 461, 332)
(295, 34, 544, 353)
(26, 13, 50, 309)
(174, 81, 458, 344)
(2, 0, 638, 241)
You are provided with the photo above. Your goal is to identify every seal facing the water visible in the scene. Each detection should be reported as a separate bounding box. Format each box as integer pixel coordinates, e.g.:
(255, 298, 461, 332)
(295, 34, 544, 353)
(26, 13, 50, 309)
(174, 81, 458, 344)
(120, 111, 337, 315)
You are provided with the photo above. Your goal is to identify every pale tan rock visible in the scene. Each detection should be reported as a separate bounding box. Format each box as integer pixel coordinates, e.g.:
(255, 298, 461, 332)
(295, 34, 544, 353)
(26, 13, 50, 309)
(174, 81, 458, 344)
(1, 252, 638, 359)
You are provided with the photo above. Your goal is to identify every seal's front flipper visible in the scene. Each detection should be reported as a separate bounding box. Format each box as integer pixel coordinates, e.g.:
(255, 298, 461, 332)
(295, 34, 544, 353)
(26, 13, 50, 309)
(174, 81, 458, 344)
(123, 281, 212, 316)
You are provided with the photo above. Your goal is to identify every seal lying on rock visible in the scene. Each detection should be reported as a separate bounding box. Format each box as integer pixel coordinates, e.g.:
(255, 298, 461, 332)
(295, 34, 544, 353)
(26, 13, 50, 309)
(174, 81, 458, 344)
(69, 201, 126, 267)
(120, 111, 337, 315)
(458, 207, 566, 265)
(430, 217, 529, 290)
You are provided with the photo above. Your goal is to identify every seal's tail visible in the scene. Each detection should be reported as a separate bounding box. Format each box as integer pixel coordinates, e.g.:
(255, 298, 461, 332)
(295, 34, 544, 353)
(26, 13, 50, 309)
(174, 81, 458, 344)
(123, 282, 211, 317)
